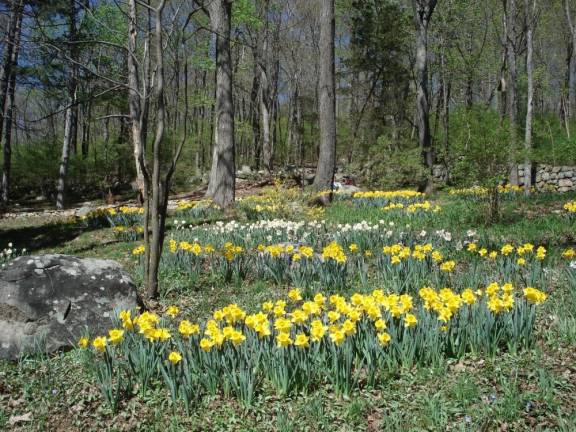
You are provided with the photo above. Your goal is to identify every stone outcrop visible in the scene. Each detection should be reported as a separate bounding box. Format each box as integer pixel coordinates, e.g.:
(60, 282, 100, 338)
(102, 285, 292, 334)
(0, 254, 142, 360)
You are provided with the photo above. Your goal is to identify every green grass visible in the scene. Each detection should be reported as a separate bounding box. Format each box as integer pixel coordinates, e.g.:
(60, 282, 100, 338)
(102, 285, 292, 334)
(0, 191, 575, 431)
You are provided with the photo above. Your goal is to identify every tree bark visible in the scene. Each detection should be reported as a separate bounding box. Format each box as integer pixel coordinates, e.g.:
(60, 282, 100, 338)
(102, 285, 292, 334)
(81, 100, 91, 158)
(206, 0, 235, 208)
(56, 0, 79, 209)
(1, 0, 24, 204)
(0, 0, 24, 147)
(288, 81, 303, 166)
(524, 0, 536, 195)
(56, 99, 74, 209)
(566, 0, 576, 118)
(412, 0, 438, 193)
(127, 0, 147, 206)
(127, 0, 150, 286)
(249, 53, 261, 168)
(258, 0, 273, 172)
(146, 0, 168, 299)
(504, 0, 519, 185)
(313, 0, 336, 191)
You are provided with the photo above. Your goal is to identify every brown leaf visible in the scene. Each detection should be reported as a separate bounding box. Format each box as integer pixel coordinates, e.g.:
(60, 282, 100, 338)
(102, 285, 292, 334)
(9, 397, 25, 408)
(453, 361, 466, 372)
(8, 412, 33, 426)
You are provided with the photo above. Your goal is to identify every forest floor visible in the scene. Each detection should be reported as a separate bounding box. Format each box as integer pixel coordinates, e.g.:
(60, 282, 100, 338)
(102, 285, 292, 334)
(0, 188, 576, 431)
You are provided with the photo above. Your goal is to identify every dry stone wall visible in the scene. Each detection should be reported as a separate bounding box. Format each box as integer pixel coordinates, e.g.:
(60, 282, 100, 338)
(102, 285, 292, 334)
(522, 164, 575, 192)
(432, 164, 576, 192)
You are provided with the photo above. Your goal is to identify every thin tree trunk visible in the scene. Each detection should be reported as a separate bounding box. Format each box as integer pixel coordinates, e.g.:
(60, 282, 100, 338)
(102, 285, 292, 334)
(443, 81, 451, 181)
(504, 0, 519, 185)
(127, 0, 147, 204)
(412, 0, 438, 193)
(259, 0, 272, 172)
(127, 0, 150, 288)
(1, 0, 24, 204)
(146, 0, 167, 299)
(206, 0, 235, 208)
(566, 0, 576, 118)
(313, 0, 336, 191)
(0, 0, 24, 149)
(465, 31, 474, 108)
(56, 101, 74, 209)
(250, 51, 261, 168)
(81, 100, 91, 158)
(440, 38, 451, 183)
(524, 0, 536, 195)
(2, 75, 17, 204)
(56, 0, 79, 209)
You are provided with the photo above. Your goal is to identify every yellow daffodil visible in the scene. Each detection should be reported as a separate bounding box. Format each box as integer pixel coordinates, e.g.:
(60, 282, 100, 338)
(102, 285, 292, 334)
(403, 314, 418, 328)
(167, 305, 179, 318)
(78, 336, 89, 349)
(107, 329, 124, 345)
(288, 288, 302, 301)
(92, 336, 107, 352)
(294, 333, 309, 348)
(377, 332, 391, 346)
(179, 320, 200, 338)
(168, 351, 182, 365)
(523, 287, 547, 305)
(276, 332, 292, 347)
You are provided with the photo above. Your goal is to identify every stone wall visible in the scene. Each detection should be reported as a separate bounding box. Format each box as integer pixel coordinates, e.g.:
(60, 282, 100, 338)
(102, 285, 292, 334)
(521, 164, 575, 192)
(432, 164, 576, 192)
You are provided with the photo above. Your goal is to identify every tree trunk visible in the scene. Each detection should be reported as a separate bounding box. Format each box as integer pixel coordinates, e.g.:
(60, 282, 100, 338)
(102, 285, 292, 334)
(127, 0, 147, 205)
(249, 52, 261, 169)
(412, 0, 438, 193)
(258, 0, 273, 172)
(443, 81, 451, 181)
(504, 0, 519, 185)
(260, 68, 272, 172)
(146, 1, 168, 299)
(288, 82, 302, 165)
(56, 0, 79, 209)
(56, 100, 74, 209)
(127, 0, 150, 290)
(206, 0, 235, 208)
(1, 0, 24, 204)
(524, 0, 536, 196)
(81, 100, 91, 158)
(0, 0, 24, 147)
(313, 0, 336, 191)
(566, 0, 576, 118)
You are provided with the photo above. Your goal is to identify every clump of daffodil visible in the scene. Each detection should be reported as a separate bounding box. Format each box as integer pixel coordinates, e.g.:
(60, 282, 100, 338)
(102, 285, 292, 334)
(321, 241, 347, 264)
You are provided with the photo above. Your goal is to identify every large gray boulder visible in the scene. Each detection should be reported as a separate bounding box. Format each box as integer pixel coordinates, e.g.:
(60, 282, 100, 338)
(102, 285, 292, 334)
(0, 254, 142, 360)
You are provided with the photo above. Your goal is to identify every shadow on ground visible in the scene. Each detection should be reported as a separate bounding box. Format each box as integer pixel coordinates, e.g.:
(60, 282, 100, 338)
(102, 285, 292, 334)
(0, 222, 102, 253)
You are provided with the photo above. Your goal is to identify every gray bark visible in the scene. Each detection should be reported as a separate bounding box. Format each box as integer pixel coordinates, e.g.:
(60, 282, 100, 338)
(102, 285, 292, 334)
(524, 0, 536, 195)
(1, 0, 24, 204)
(313, 0, 336, 191)
(504, 0, 519, 185)
(249, 51, 261, 168)
(56, 100, 74, 209)
(0, 0, 23, 146)
(566, 0, 576, 118)
(412, 0, 438, 193)
(259, 0, 273, 172)
(288, 81, 303, 166)
(146, 0, 167, 299)
(56, 0, 79, 209)
(127, 0, 147, 202)
(127, 0, 150, 284)
(206, 0, 235, 208)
